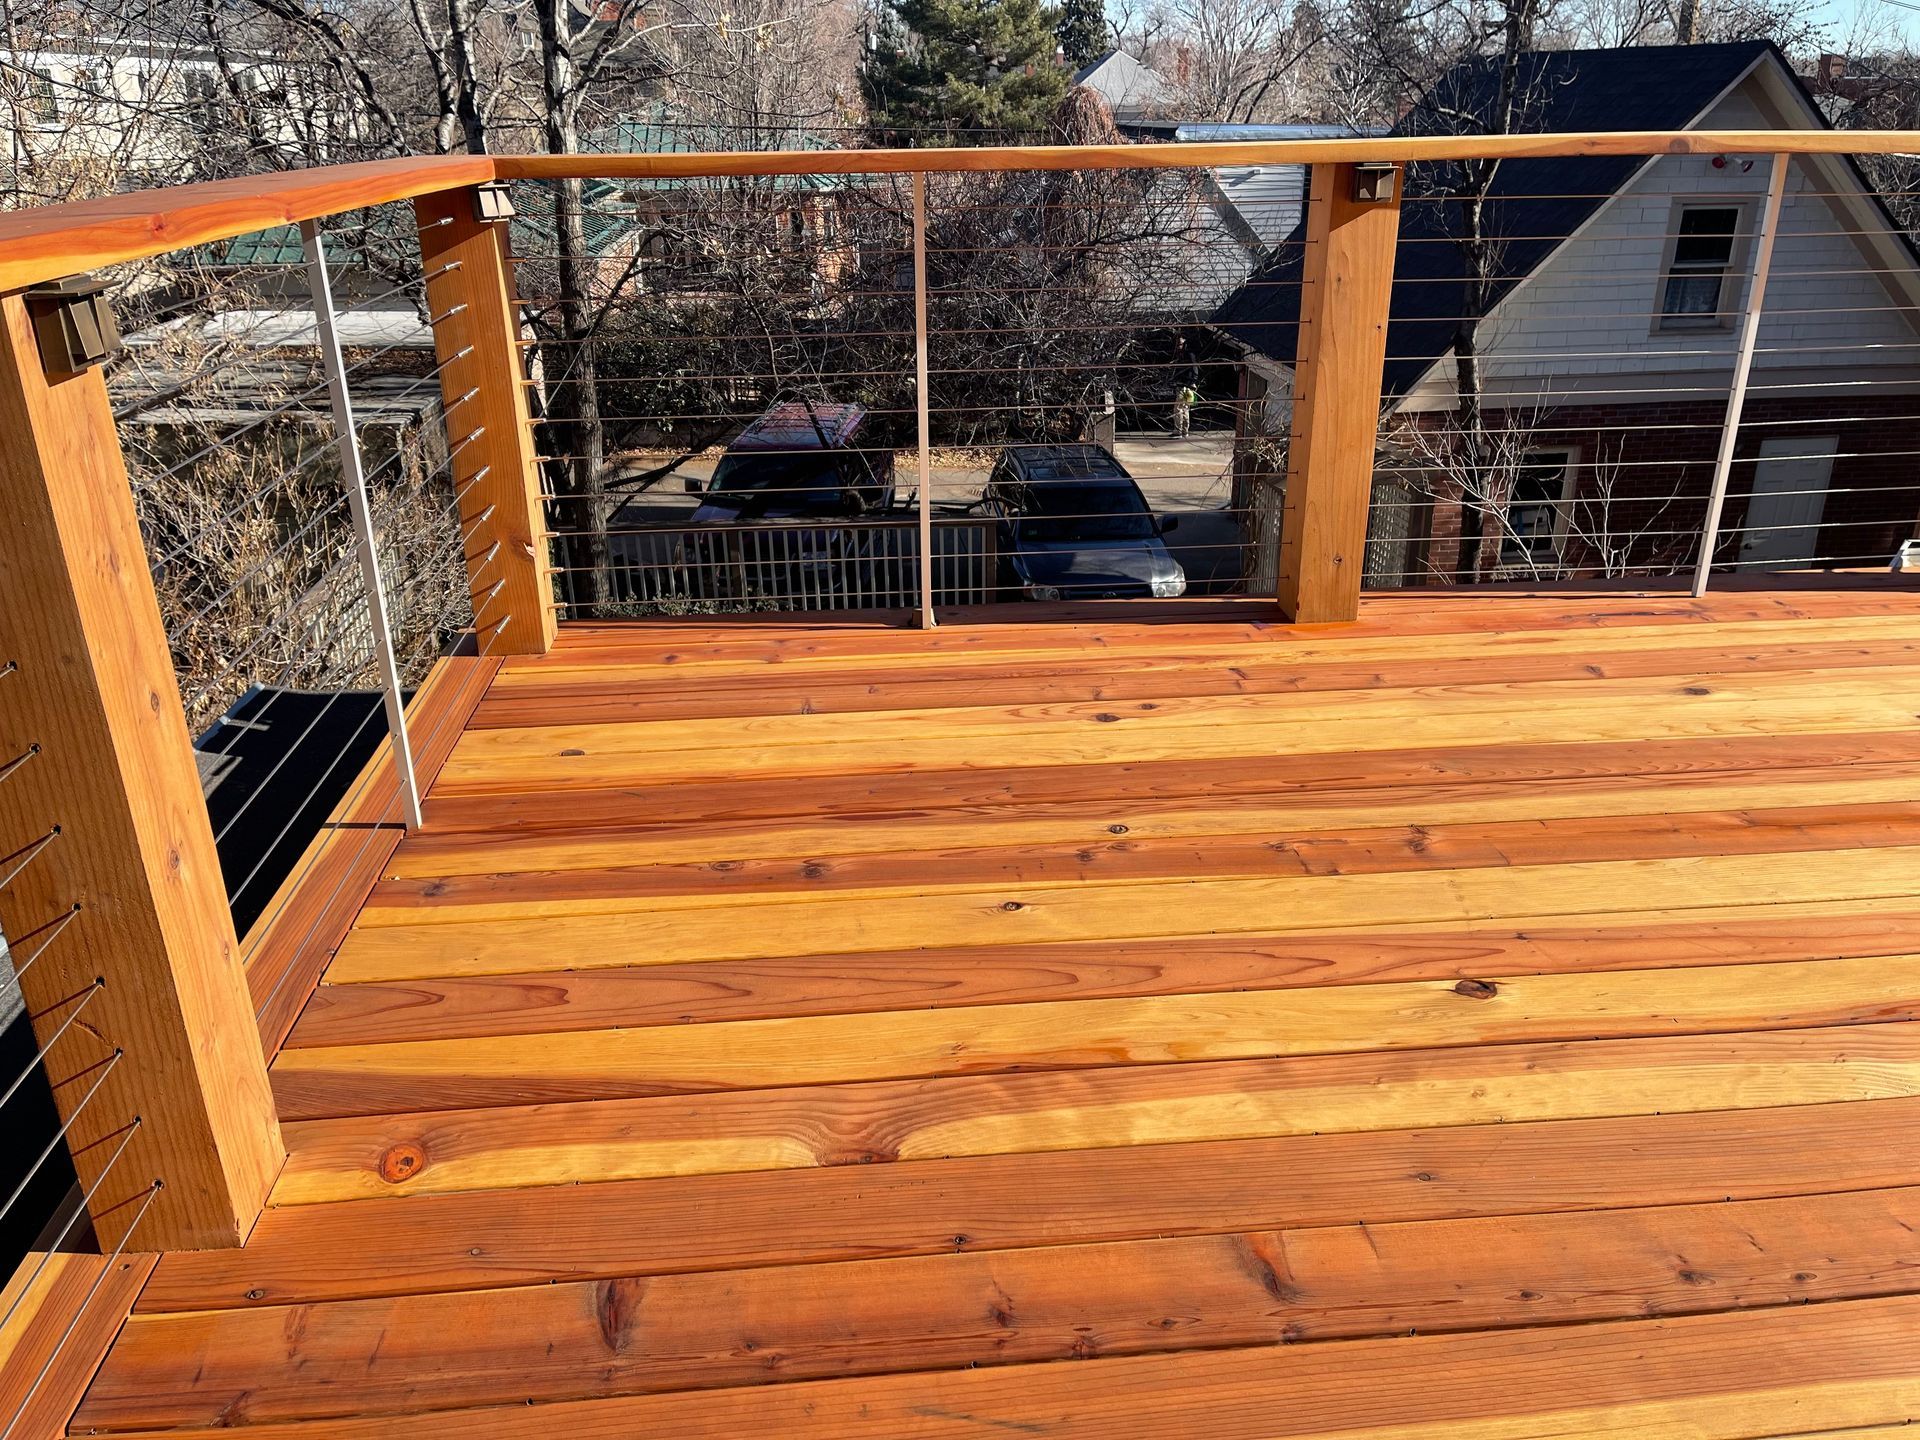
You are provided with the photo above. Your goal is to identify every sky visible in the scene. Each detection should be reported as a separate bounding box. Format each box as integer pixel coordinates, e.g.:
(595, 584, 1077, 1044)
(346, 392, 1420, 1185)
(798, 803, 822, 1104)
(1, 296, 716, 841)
(1804, 0, 1920, 52)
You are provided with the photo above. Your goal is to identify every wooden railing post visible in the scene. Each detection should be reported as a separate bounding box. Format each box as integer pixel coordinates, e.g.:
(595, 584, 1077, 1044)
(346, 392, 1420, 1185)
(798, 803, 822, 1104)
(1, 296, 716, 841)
(1277, 161, 1402, 624)
(0, 289, 282, 1251)
(415, 185, 557, 656)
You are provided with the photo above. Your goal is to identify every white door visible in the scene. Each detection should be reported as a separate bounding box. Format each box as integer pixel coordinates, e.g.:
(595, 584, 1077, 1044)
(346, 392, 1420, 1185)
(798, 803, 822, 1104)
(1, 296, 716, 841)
(1738, 435, 1836, 568)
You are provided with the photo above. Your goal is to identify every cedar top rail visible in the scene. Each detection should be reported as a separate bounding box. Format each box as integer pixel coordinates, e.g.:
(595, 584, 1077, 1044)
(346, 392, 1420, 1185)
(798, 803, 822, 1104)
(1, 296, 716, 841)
(2, 131, 1919, 292)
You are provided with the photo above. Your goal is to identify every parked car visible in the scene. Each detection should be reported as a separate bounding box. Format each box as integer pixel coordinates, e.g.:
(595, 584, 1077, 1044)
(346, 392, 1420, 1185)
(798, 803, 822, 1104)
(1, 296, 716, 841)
(674, 401, 896, 604)
(982, 444, 1185, 601)
(687, 401, 894, 522)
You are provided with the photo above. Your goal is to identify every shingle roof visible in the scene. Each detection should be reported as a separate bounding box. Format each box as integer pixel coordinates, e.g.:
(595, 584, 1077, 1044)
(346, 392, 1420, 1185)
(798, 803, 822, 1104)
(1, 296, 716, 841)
(1071, 50, 1174, 121)
(1212, 41, 1786, 396)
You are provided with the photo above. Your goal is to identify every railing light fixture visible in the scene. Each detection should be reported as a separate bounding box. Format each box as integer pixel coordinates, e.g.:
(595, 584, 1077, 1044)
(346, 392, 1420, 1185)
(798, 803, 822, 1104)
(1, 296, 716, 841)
(1351, 162, 1397, 204)
(24, 274, 121, 376)
(473, 182, 517, 224)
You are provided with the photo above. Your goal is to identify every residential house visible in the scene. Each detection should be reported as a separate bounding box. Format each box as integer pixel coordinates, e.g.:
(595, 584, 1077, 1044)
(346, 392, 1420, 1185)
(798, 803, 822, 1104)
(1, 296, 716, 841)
(1067, 60, 1373, 364)
(1071, 50, 1178, 130)
(1215, 41, 1920, 585)
(2, 26, 329, 182)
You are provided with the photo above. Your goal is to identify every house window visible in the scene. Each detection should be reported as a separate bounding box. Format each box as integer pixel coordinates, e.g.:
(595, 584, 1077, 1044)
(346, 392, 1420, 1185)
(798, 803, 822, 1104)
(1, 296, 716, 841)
(1659, 205, 1744, 327)
(25, 67, 57, 118)
(1500, 451, 1575, 568)
(185, 69, 220, 128)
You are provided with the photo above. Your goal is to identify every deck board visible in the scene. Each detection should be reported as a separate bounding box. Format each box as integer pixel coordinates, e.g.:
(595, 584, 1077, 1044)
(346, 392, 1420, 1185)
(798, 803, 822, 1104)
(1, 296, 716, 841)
(266, 1023, 1920, 1183)
(78, 1295, 1920, 1438)
(285, 903, 1920, 1047)
(137, 1096, 1920, 1311)
(73, 1187, 1920, 1429)
(74, 588, 1920, 1434)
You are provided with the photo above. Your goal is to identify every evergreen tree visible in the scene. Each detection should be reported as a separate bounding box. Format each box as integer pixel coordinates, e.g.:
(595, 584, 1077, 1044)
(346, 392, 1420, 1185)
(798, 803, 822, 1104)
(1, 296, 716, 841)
(861, 0, 1068, 141)
(1056, 0, 1106, 69)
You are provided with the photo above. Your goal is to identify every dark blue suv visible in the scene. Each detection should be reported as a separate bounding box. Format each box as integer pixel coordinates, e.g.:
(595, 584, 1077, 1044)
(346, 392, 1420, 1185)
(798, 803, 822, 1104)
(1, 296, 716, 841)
(983, 444, 1185, 601)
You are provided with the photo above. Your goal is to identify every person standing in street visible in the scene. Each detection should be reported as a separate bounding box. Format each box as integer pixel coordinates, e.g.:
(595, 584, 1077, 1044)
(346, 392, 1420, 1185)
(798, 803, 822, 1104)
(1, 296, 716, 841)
(1173, 383, 1197, 438)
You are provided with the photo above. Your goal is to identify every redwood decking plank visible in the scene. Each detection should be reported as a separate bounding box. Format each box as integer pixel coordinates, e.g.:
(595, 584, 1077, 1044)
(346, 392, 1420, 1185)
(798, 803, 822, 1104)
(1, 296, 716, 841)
(0, 1252, 154, 1438)
(325, 846, 1920, 980)
(244, 653, 500, 1057)
(269, 1023, 1920, 1187)
(142, 1095, 1920, 1311)
(269, 954, 1920, 1119)
(98, 1291, 1920, 1439)
(420, 730, 1920, 833)
(516, 586, 1920, 665)
(432, 666, 1920, 791)
(392, 759, 1920, 879)
(287, 903, 1920, 1048)
(471, 635, 1920, 725)
(76, 1186, 1920, 1431)
(364, 802, 1920, 908)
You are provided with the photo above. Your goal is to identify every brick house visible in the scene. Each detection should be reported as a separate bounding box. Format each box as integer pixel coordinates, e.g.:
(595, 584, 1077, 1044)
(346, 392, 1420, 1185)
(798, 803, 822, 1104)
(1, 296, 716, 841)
(1214, 41, 1920, 585)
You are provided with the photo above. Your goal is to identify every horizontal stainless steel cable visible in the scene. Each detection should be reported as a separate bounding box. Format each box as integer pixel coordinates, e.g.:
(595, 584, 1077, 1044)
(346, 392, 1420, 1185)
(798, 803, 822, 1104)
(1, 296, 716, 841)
(0, 905, 82, 998)
(226, 701, 392, 914)
(0, 982, 103, 1113)
(0, 828, 61, 897)
(0, 1176, 161, 1440)
(145, 352, 466, 574)
(129, 334, 457, 489)
(0, 1118, 143, 1342)
(0, 745, 40, 788)
(0, 1049, 122, 1233)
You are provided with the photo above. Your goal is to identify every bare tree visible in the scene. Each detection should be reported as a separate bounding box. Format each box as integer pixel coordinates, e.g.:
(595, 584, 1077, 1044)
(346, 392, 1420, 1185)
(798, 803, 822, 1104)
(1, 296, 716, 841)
(1161, 0, 1326, 123)
(1384, 405, 1690, 582)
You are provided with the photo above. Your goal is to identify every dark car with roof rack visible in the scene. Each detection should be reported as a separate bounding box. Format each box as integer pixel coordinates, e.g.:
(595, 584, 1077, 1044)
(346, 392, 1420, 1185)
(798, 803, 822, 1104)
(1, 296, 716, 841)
(687, 401, 893, 523)
(673, 401, 896, 604)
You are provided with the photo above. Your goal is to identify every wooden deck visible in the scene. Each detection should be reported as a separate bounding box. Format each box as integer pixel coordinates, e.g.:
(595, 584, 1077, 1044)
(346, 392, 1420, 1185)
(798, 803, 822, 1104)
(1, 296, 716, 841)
(64, 586, 1920, 1436)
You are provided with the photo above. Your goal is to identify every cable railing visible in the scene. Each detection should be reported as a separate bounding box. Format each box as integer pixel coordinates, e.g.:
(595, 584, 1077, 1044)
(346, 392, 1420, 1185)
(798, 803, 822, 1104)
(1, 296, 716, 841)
(475, 139, 1920, 620)
(1, 128, 1920, 1434)
(0, 176, 503, 1429)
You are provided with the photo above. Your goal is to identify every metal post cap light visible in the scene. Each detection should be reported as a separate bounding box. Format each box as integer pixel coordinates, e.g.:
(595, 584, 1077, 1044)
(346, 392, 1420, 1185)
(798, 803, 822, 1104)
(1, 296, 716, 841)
(473, 182, 517, 223)
(24, 273, 122, 375)
(1351, 162, 1397, 204)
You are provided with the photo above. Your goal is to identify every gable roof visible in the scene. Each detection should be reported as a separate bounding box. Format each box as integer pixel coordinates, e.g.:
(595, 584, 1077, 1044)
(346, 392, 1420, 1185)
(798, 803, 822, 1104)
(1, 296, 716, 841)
(1192, 125, 1373, 250)
(1212, 41, 1826, 396)
(1071, 49, 1173, 122)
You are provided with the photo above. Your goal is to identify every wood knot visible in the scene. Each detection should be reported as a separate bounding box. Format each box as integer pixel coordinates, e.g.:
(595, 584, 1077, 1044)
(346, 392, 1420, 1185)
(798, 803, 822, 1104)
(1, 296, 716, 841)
(559, 747, 587, 757)
(1108, 824, 1128, 835)
(378, 1142, 427, 1184)
(1452, 979, 1498, 1000)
